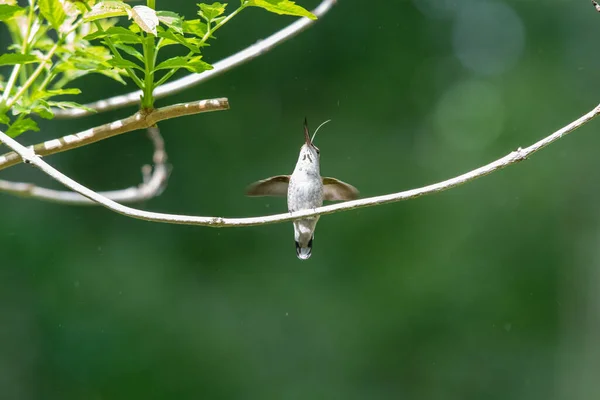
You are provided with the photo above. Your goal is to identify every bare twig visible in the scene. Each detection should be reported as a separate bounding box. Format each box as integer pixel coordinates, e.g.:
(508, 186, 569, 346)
(52, 0, 337, 118)
(0, 98, 229, 171)
(1, 103, 598, 227)
(0, 127, 169, 205)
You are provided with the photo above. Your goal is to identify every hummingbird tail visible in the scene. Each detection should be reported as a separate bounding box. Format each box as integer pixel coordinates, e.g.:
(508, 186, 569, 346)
(295, 237, 313, 260)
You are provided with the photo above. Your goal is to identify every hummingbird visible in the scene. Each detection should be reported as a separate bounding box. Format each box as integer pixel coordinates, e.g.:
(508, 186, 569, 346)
(246, 118, 359, 260)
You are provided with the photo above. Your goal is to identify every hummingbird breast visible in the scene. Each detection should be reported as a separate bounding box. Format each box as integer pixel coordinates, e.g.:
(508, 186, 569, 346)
(287, 172, 324, 212)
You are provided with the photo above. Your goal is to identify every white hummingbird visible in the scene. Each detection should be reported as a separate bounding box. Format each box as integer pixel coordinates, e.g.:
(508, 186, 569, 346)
(246, 118, 359, 259)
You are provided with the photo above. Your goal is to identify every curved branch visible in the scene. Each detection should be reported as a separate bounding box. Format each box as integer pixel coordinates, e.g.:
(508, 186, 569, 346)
(0, 127, 169, 205)
(0, 98, 229, 171)
(51, 0, 337, 119)
(1, 103, 598, 226)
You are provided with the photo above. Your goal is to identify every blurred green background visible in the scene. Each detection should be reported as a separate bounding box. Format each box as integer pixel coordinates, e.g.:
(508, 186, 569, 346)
(2, 0, 600, 398)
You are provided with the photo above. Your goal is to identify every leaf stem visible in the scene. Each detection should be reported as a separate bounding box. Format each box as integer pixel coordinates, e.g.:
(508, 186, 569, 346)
(201, 4, 246, 46)
(155, 4, 247, 89)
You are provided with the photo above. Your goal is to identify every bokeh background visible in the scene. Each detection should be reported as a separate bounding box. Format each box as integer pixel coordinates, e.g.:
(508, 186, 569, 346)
(2, 0, 600, 398)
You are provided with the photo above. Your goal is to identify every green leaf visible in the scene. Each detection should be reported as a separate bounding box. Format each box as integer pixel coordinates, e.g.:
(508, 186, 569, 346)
(107, 56, 144, 71)
(154, 55, 213, 73)
(31, 88, 82, 101)
(32, 100, 54, 120)
(245, 0, 316, 19)
(130, 5, 158, 36)
(11, 103, 28, 116)
(6, 118, 39, 138)
(83, 0, 131, 22)
(0, 112, 9, 125)
(69, 0, 91, 15)
(0, 4, 25, 21)
(52, 68, 127, 88)
(111, 42, 144, 62)
(38, 0, 67, 30)
(95, 69, 127, 85)
(55, 46, 114, 73)
(47, 88, 82, 96)
(84, 26, 142, 44)
(47, 101, 97, 113)
(157, 29, 201, 53)
(157, 11, 183, 34)
(198, 2, 227, 22)
(182, 19, 208, 37)
(0, 53, 39, 66)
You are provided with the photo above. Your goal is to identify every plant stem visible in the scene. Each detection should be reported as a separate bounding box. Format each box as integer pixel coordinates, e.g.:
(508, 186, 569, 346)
(0, 1, 36, 106)
(36, 68, 56, 94)
(4, 43, 59, 110)
(142, 34, 156, 109)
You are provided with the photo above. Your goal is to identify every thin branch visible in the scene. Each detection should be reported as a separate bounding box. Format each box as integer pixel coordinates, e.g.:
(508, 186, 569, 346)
(0, 127, 169, 205)
(1, 103, 598, 227)
(51, 0, 337, 119)
(0, 98, 229, 171)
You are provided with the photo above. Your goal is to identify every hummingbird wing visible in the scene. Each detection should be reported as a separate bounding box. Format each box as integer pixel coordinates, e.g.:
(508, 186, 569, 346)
(245, 175, 290, 197)
(322, 177, 359, 201)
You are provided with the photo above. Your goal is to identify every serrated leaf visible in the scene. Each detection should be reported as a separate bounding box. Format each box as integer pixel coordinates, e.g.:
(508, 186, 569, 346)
(31, 88, 82, 101)
(157, 29, 201, 53)
(96, 69, 127, 85)
(84, 0, 131, 22)
(38, 0, 67, 30)
(11, 103, 27, 116)
(111, 42, 144, 62)
(130, 5, 158, 35)
(84, 26, 142, 43)
(47, 101, 97, 113)
(47, 88, 82, 96)
(107, 56, 144, 71)
(157, 10, 183, 34)
(0, 4, 24, 21)
(52, 68, 127, 88)
(55, 46, 114, 73)
(182, 19, 208, 37)
(0, 53, 39, 66)
(198, 2, 227, 22)
(245, 0, 316, 19)
(32, 100, 54, 120)
(6, 118, 39, 138)
(154, 55, 213, 73)
(70, 0, 91, 15)
(56, 57, 108, 73)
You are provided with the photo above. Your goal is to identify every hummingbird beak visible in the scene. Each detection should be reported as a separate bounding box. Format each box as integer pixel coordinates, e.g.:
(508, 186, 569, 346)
(304, 117, 312, 146)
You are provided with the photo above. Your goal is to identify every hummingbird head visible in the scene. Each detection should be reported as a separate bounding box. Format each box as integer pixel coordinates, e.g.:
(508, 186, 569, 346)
(294, 117, 321, 174)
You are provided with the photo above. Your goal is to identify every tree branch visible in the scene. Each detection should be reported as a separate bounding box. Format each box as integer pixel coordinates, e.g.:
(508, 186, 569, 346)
(0, 127, 169, 205)
(51, 0, 337, 119)
(0, 98, 229, 171)
(1, 103, 598, 227)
